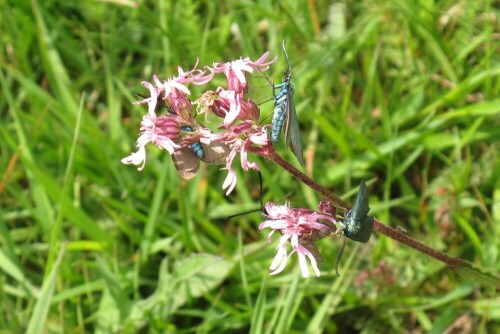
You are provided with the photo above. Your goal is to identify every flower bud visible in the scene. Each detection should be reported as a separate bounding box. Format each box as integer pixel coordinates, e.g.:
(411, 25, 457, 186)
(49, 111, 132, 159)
(169, 89, 194, 121)
(318, 200, 336, 216)
(154, 114, 181, 139)
(238, 99, 260, 122)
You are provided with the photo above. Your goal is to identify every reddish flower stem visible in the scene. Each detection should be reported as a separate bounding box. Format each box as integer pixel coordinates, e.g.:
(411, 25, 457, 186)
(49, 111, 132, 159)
(266, 152, 465, 268)
(373, 222, 463, 267)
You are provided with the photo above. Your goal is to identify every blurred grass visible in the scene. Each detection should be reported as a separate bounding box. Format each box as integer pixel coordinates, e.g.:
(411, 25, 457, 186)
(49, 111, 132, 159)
(1, 0, 499, 332)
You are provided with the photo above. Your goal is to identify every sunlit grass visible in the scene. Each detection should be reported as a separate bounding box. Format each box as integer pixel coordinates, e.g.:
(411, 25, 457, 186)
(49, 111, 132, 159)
(1, 0, 499, 332)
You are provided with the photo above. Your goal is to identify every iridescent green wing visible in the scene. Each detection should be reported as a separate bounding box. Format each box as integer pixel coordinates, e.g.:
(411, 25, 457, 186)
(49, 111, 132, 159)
(351, 180, 371, 221)
(343, 180, 374, 243)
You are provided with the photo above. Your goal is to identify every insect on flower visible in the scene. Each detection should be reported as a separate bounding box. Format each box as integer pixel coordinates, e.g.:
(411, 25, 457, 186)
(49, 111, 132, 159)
(180, 126, 204, 158)
(152, 97, 230, 180)
(135, 93, 230, 180)
(171, 137, 229, 180)
(165, 113, 229, 180)
(270, 40, 304, 166)
(259, 200, 338, 278)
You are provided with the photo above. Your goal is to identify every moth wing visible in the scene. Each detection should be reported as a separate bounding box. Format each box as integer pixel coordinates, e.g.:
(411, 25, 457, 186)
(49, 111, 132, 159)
(354, 215, 374, 243)
(172, 147, 200, 180)
(201, 140, 230, 165)
(298, 238, 323, 263)
(351, 180, 371, 222)
(343, 209, 373, 243)
(345, 180, 373, 243)
(284, 89, 304, 166)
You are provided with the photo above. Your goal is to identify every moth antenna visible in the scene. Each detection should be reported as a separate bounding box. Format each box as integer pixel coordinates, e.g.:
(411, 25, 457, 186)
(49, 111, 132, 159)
(334, 237, 346, 277)
(257, 97, 275, 105)
(226, 171, 266, 221)
(257, 170, 264, 210)
(135, 93, 148, 99)
(256, 66, 275, 86)
(282, 39, 291, 76)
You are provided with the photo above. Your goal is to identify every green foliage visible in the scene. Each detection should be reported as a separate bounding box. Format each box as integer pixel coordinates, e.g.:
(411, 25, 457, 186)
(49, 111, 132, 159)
(0, 0, 499, 332)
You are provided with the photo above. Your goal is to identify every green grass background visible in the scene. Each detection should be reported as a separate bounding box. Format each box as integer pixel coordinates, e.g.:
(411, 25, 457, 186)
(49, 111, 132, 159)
(1, 0, 499, 333)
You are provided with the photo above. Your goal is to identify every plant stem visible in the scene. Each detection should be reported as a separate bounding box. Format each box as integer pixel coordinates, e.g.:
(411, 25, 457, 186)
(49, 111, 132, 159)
(373, 222, 463, 267)
(266, 152, 465, 268)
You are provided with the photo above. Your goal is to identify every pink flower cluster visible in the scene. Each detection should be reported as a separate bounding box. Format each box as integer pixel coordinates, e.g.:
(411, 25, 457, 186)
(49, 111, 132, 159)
(122, 50, 346, 278)
(122, 52, 277, 194)
(259, 202, 339, 277)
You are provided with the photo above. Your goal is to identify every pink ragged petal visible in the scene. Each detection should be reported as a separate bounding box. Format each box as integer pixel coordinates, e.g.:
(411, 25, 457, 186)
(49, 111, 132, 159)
(266, 230, 276, 242)
(156, 137, 180, 154)
(306, 251, 321, 277)
(297, 253, 310, 278)
(233, 70, 247, 86)
(248, 131, 269, 146)
(121, 146, 147, 171)
(222, 170, 237, 195)
(259, 219, 291, 230)
(191, 71, 215, 85)
(153, 75, 162, 87)
(223, 95, 241, 126)
(254, 51, 277, 68)
(295, 242, 321, 277)
(167, 80, 192, 96)
(269, 245, 288, 274)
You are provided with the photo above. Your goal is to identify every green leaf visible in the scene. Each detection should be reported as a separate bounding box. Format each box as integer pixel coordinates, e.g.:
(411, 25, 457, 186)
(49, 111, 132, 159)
(454, 260, 500, 288)
(249, 275, 267, 334)
(173, 253, 233, 299)
(26, 246, 65, 334)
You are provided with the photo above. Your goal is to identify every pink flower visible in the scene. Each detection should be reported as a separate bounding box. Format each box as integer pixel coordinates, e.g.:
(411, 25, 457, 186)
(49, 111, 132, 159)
(159, 61, 214, 96)
(239, 99, 260, 123)
(215, 88, 241, 126)
(121, 113, 181, 170)
(124, 52, 276, 186)
(195, 88, 261, 127)
(194, 90, 218, 117)
(259, 202, 338, 277)
(134, 62, 214, 121)
(201, 121, 270, 195)
(221, 149, 238, 195)
(247, 124, 271, 146)
(133, 81, 160, 117)
(211, 51, 276, 94)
